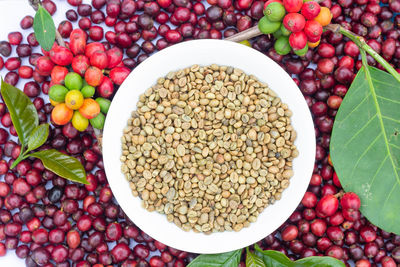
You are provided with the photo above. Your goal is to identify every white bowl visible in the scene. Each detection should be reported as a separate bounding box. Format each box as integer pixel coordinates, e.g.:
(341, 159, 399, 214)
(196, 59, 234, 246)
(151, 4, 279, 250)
(103, 39, 315, 254)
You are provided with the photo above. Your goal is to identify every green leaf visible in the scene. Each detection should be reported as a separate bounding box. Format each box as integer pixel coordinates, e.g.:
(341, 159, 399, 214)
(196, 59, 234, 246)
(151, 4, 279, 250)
(27, 124, 49, 153)
(187, 249, 242, 267)
(254, 247, 291, 267)
(246, 248, 266, 267)
(33, 6, 56, 51)
(254, 245, 345, 267)
(331, 66, 400, 235)
(0, 80, 38, 148)
(295, 256, 347, 267)
(29, 149, 88, 184)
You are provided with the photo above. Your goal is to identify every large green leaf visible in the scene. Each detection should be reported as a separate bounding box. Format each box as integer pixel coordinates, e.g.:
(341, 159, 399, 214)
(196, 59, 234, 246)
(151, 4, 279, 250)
(29, 149, 88, 184)
(187, 249, 242, 267)
(254, 245, 345, 267)
(246, 248, 266, 267)
(0, 80, 38, 148)
(33, 5, 56, 51)
(27, 124, 49, 152)
(331, 66, 400, 235)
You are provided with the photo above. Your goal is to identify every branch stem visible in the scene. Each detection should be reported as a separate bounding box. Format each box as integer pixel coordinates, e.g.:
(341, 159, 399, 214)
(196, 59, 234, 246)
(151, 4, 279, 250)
(28, 0, 66, 47)
(55, 31, 66, 48)
(28, 0, 41, 11)
(326, 24, 400, 83)
(225, 26, 262, 42)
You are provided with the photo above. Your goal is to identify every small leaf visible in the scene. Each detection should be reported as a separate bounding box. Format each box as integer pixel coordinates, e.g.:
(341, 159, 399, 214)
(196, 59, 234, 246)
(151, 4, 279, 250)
(254, 245, 345, 267)
(246, 248, 266, 267)
(27, 124, 49, 153)
(331, 66, 400, 235)
(1, 80, 38, 148)
(254, 246, 291, 267)
(295, 256, 347, 267)
(29, 149, 88, 184)
(33, 6, 56, 51)
(187, 249, 242, 267)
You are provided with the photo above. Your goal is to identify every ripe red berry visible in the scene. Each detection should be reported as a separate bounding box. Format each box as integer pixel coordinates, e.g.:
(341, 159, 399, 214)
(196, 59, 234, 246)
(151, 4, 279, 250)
(111, 243, 130, 263)
(304, 20, 323, 41)
(360, 226, 376, 243)
(97, 76, 114, 98)
(283, 13, 306, 33)
(283, 0, 303, 12)
(301, 1, 321, 19)
(341, 192, 361, 210)
(90, 50, 109, 70)
(69, 28, 87, 55)
(67, 230, 80, 249)
(106, 47, 123, 68)
(316, 194, 339, 217)
(355, 259, 371, 267)
(326, 245, 344, 260)
(85, 42, 105, 58)
(71, 55, 90, 76)
(49, 46, 74, 66)
(381, 256, 396, 267)
(328, 211, 344, 226)
(51, 66, 68, 84)
(289, 31, 307, 50)
(281, 225, 298, 241)
(311, 218, 327, 237)
(344, 41, 360, 57)
(342, 208, 361, 222)
(317, 58, 335, 74)
(332, 172, 342, 187)
(109, 67, 130, 85)
(36, 56, 55, 76)
(302, 192, 317, 208)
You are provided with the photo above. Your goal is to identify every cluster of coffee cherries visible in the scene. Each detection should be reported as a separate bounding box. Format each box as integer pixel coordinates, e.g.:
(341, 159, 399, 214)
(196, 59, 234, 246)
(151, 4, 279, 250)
(36, 28, 130, 131)
(258, 0, 333, 56)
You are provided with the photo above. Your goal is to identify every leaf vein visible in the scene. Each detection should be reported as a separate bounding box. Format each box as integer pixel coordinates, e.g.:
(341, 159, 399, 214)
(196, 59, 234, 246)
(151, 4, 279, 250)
(381, 183, 398, 226)
(349, 133, 382, 180)
(390, 143, 400, 150)
(368, 155, 388, 189)
(338, 92, 371, 123)
(376, 95, 400, 105)
(382, 115, 400, 124)
(372, 78, 399, 88)
(343, 114, 377, 148)
(365, 66, 400, 196)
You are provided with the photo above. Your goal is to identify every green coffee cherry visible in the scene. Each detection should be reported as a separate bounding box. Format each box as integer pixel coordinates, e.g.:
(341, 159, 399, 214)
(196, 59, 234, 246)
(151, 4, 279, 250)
(81, 85, 95, 98)
(65, 72, 83, 90)
(96, 97, 111, 114)
(294, 44, 309, 57)
(264, 2, 286, 22)
(90, 112, 105, 129)
(49, 85, 69, 102)
(273, 29, 283, 39)
(274, 36, 291, 55)
(280, 23, 291, 36)
(258, 16, 281, 34)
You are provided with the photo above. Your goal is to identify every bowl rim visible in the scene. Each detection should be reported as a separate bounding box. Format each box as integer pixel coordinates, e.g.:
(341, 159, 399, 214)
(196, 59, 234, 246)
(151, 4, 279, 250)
(103, 39, 315, 254)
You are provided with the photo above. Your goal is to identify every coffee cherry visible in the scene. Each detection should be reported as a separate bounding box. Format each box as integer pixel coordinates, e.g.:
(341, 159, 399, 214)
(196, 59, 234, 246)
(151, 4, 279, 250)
(316, 195, 339, 217)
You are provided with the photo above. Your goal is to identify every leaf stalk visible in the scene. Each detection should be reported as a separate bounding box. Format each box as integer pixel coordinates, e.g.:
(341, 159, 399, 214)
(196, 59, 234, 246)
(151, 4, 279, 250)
(10, 153, 25, 169)
(326, 24, 400, 84)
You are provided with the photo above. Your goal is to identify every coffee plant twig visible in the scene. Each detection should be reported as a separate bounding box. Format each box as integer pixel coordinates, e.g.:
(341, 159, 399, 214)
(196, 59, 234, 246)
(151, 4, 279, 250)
(325, 24, 400, 83)
(29, 0, 66, 47)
